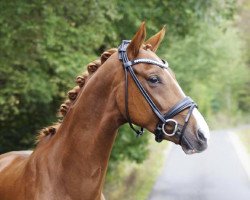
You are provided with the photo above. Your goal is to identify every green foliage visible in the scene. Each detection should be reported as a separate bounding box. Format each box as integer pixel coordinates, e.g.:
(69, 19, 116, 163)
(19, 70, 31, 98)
(236, 0, 250, 113)
(0, 0, 117, 152)
(166, 23, 248, 116)
(109, 125, 149, 170)
(104, 139, 168, 200)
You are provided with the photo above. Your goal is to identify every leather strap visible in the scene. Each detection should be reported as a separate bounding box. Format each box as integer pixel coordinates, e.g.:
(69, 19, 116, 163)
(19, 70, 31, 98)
(164, 97, 197, 119)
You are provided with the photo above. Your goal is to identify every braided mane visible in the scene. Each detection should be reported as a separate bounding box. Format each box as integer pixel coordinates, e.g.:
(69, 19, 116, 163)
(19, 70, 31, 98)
(36, 48, 117, 143)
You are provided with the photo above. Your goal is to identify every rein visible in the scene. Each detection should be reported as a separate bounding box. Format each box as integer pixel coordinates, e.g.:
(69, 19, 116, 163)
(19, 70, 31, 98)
(118, 40, 197, 143)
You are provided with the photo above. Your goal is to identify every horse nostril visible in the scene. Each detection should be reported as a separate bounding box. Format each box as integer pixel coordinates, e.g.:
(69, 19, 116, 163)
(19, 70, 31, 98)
(197, 129, 207, 143)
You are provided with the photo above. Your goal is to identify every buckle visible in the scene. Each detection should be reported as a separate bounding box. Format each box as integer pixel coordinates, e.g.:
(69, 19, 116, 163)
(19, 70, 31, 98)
(118, 40, 131, 52)
(124, 61, 132, 68)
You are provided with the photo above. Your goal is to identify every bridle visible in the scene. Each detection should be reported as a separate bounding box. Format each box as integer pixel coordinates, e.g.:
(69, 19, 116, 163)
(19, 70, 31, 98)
(118, 40, 197, 144)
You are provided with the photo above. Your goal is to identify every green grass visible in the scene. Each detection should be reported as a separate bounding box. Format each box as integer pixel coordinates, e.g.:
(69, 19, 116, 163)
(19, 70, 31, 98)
(207, 112, 250, 130)
(104, 135, 169, 200)
(236, 127, 250, 155)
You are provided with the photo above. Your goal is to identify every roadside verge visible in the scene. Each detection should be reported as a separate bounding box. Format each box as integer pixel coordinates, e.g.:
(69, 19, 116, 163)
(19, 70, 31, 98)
(229, 128, 250, 180)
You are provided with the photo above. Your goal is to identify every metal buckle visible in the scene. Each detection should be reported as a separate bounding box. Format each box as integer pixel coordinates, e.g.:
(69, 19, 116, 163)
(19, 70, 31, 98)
(162, 119, 178, 136)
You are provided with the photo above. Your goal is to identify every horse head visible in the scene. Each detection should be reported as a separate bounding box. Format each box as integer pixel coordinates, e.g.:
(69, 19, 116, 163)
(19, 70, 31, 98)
(113, 22, 210, 154)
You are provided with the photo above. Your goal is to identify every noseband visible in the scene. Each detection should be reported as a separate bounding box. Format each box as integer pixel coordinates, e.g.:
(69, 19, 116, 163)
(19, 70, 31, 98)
(118, 40, 197, 143)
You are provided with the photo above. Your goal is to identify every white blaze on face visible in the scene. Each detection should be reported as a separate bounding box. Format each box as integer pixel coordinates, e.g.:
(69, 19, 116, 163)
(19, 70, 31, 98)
(165, 69, 210, 142)
(193, 108, 210, 141)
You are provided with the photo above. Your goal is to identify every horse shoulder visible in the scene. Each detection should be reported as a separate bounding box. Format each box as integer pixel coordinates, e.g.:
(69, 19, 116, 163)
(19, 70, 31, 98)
(0, 151, 33, 199)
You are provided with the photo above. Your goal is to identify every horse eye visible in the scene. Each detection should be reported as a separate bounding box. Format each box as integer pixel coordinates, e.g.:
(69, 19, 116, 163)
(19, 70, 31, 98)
(148, 76, 160, 84)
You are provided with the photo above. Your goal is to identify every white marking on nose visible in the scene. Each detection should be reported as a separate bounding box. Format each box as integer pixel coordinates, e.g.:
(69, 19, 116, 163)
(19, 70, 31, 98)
(164, 70, 210, 142)
(193, 108, 210, 141)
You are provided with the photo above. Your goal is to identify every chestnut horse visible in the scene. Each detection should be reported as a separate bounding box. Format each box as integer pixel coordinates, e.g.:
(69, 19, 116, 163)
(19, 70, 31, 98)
(0, 23, 210, 200)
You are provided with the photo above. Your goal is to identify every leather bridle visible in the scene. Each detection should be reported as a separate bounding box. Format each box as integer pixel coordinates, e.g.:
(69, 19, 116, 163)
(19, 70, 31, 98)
(118, 40, 197, 144)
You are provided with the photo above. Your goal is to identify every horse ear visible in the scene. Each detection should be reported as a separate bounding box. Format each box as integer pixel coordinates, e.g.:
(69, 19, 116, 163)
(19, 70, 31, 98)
(127, 22, 146, 59)
(145, 26, 166, 52)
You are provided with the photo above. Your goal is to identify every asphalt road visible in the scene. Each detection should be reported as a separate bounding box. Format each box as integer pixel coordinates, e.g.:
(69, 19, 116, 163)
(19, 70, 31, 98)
(148, 130, 250, 200)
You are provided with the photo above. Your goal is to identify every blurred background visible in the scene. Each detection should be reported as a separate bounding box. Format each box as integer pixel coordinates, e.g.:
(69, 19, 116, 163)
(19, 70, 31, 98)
(0, 0, 249, 199)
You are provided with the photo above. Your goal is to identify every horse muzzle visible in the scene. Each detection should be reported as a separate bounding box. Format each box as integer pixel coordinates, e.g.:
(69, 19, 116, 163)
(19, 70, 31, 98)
(180, 128, 208, 154)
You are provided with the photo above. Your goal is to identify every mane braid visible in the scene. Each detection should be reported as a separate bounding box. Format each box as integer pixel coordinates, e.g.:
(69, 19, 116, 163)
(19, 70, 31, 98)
(36, 48, 117, 143)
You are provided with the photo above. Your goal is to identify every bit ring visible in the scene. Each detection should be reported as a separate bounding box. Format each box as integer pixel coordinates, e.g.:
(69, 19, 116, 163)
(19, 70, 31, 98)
(162, 119, 178, 136)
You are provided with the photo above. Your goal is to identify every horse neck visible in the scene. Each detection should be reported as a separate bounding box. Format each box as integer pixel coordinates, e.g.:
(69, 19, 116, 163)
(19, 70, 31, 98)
(32, 57, 124, 199)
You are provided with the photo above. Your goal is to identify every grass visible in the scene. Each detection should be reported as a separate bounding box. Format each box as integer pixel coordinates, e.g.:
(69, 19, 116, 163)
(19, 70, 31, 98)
(104, 135, 169, 200)
(235, 127, 250, 155)
(207, 112, 250, 130)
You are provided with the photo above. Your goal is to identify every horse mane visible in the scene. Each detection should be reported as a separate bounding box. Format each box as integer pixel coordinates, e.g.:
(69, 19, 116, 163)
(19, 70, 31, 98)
(36, 48, 117, 143)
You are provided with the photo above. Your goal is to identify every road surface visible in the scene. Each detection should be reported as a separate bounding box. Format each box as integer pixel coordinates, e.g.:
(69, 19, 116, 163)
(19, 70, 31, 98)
(148, 130, 250, 200)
